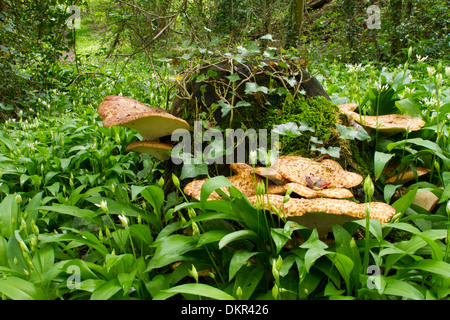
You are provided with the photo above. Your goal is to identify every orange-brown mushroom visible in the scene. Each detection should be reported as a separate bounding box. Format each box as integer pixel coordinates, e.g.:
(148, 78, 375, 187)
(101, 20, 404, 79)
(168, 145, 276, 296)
(97, 95, 190, 141)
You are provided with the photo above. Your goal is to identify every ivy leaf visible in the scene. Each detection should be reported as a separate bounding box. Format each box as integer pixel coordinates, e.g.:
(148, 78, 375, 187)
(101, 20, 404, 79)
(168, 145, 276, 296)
(311, 145, 341, 158)
(283, 76, 297, 87)
(235, 100, 251, 108)
(226, 73, 241, 83)
(272, 122, 302, 137)
(245, 82, 268, 95)
(206, 70, 218, 78)
(310, 136, 323, 145)
(259, 34, 275, 41)
(298, 121, 315, 132)
(336, 124, 371, 141)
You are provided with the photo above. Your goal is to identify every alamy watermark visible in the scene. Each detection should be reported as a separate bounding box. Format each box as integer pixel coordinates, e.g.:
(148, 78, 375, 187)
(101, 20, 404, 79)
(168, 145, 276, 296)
(66, 5, 81, 30)
(66, 264, 81, 290)
(366, 265, 385, 292)
(367, 5, 381, 30)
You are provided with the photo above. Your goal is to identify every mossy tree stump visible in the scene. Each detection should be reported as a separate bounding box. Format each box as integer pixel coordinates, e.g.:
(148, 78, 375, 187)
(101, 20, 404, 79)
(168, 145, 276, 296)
(163, 58, 370, 193)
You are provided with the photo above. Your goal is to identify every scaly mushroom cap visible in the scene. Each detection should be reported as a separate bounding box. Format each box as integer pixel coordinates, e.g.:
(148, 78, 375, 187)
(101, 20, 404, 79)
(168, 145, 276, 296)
(273, 156, 363, 189)
(248, 194, 395, 222)
(384, 162, 431, 184)
(286, 183, 354, 199)
(338, 103, 425, 135)
(97, 95, 190, 141)
(253, 167, 290, 185)
(126, 140, 172, 161)
(183, 163, 285, 201)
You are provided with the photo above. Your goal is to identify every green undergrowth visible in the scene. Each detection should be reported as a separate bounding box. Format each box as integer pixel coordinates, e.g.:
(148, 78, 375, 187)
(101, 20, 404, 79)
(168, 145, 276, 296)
(0, 39, 449, 300)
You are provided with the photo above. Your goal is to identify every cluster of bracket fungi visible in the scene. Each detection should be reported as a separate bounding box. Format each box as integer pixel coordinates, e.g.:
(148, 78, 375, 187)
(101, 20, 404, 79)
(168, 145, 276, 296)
(97, 95, 432, 235)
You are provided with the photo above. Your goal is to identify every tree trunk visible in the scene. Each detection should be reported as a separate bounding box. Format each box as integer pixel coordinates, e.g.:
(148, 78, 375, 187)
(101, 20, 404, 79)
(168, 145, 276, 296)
(343, 0, 357, 62)
(390, 0, 403, 58)
(286, 0, 305, 48)
(293, 0, 306, 41)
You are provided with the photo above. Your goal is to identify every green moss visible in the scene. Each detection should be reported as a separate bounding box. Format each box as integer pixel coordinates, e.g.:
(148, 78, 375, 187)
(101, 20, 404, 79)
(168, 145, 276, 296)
(265, 96, 339, 156)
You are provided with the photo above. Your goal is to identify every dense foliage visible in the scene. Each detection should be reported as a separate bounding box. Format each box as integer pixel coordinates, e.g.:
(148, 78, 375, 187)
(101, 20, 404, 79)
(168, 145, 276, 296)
(0, 0, 449, 301)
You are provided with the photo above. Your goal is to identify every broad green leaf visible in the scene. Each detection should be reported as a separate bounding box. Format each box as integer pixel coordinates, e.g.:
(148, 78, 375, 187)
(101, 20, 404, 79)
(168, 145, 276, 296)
(383, 184, 402, 204)
(233, 265, 265, 300)
(90, 279, 122, 300)
(33, 244, 54, 274)
(129, 224, 153, 245)
(438, 183, 450, 203)
(200, 176, 233, 211)
(197, 230, 230, 247)
(384, 279, 424, 300)
(329, 253, 354, 293)
(395, 98, 420, 117)
(146, 234, 198, 272)
(388, 138, 450, 164)
(0, 236, 8, 266)
(331, 224, 362, 276)
(118, 270, 137, 294)
(229, 250, 260, 281)
(160, 283, 235, 300)
(146, 275, 168, 298)
(409, 260, 450, 278)
(0, 276, 49, 300)
(218, 230, 258, 249)
(383, 222, 421, 235)
(271, 228, 291, 255)
(391, 186, 418, 215)
(324, 281, 345, 297)
(38, 204, 102, 225)
(141, 185, 165, 215)
(39, 232, 109, 257)
(130, 185, 148, 201)
(351, 219, 383, 243)
(0, 194, 18, 239)
(7, 234, 27, 272)
(374, 151, 394, 181)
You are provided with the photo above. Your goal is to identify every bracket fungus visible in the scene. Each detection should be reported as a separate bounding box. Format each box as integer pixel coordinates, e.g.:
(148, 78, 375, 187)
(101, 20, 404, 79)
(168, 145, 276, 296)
(183, 163, 285, 201)
(183, 158, 395, 237)
(126, 140, 173, 161)
(285, 182, 354, 199)
(272, 156, 363, 189)
(338, 103, 425, 135)
(384, 162, 431, 184)
(97, 95, 190, 141)
(248, 194, 396, 236)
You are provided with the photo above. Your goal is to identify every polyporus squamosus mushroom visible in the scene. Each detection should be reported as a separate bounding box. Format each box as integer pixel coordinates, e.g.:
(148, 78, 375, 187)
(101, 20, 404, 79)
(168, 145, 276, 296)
(248, 194, 396, 236)
(338, 103, 425, 135)
(126, 140, 173, 161)
(253, 167, 289, 185)
(285, 182, 354, 199)
(272, 156, 363, 189)
(183, 163, 285, 201)
(384, 162, 431, 184)
(97, 95, 190, 141)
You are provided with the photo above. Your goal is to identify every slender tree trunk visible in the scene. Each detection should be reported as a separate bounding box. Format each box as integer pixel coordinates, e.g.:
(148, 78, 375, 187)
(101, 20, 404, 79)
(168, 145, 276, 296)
(286, 0, 305, 48)
(343, 0, 357, 62)
(390, 0, 403, 57)
(294, 0, 305, 40)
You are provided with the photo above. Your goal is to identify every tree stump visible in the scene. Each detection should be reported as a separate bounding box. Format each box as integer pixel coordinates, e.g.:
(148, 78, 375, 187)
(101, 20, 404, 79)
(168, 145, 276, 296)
(163, 58, 369, 193)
